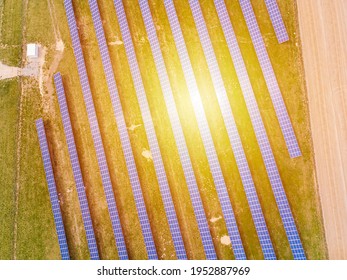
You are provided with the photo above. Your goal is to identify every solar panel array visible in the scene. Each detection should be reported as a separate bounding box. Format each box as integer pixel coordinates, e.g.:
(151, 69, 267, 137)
(239, 0, 301, 158)
(88, 0, 158, 260)
(64, 0, 128, 260)
(264, 0, 289, 43)
(35, 118, 70, 260)
(214, 0, 306, 259)
(163, 0, 276, 260)
(113, 0, 188, 259)
(54, 73, 99, 260)
(41, 0, 308, 260)
(141, 0, 246, 259)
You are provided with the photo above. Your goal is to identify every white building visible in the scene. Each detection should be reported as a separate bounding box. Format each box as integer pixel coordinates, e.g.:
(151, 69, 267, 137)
(26, 43, 39, 58)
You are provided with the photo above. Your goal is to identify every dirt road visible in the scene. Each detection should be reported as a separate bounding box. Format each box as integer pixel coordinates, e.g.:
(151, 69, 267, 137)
(297, 0, 347, 259)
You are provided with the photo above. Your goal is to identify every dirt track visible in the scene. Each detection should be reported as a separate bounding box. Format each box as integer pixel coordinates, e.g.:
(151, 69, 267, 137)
(297, 0, 347, 259)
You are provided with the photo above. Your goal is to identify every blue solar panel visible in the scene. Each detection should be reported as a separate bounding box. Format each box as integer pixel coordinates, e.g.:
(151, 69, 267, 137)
(205, 0, 306, 260)
(113, 0, 187, 260)
(239, 0, 301, 158)
(88, 0, 157, 260)
(264, 0, 289, 43)
(63, 0, 128, 260)
(36, 118, 70, 260)
(140, 1, 246, 259)
(164, 0, 275, 260)
(54, 73, 99, 260)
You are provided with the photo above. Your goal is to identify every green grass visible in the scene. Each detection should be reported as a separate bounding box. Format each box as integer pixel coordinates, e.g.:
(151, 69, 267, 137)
(0, 79, 19, 259)
(0, 0, 23, 66)
(25, 0, 54, 46)
(0, 0, 62, 259)
(15, 79, 60, 259)
(11, 0, 69, 259)
(0, 78, 60, 260)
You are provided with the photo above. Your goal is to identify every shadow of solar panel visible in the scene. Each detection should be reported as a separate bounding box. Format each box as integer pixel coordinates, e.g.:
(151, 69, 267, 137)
(35, 118, 70, 260)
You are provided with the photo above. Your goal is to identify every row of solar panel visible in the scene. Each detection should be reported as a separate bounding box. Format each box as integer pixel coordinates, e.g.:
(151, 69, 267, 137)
(35, 119, 70, 260)
(161, 0, 276, 259)
(54, 74, 99, 260)
(36, 77, 102, 260)
(264, 0, 289, 44)
(36, 0, 303, 260)
(88, 0, 159, 259)
(112, 0, 215, 260)
(64, 0, 128, 259)
(212, 0, 305, 259)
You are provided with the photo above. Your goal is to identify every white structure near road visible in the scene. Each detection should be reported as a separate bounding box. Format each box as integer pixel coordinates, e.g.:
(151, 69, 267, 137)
(27, 43, 39, 58)
(1, 43, 42, 80)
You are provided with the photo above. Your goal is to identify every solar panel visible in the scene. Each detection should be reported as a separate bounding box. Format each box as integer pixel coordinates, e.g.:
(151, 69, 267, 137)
(64, 0, 128, 260)
(54, 73, 99, 260)
(35, 118, 70, 260)
(264, 0, 289, 43)
(164, 0, 276, 259)
(204, 0, 306, 260)
(239, 0, 301, 158)
(140, 1, 246, 259)
(113, 0, 187, 260)
(88, 0, 157, 260)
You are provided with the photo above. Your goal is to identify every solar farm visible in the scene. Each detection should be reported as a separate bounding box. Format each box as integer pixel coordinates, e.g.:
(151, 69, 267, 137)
(1, 0, 335, 260)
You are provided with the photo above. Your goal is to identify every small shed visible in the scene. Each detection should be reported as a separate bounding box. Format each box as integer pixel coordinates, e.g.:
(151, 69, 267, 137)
(27, 44, 39, 58)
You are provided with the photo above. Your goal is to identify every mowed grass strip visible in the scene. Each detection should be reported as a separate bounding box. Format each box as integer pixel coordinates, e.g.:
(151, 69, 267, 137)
(245, 0, 327, 259)
(71, 0, 149, 260)
(53, 0, 119, 260)
(97, 0, 206, 259)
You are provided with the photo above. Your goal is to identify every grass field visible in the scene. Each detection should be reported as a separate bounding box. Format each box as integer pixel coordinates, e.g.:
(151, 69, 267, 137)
(0, 0, 22, 66)
(0, 0, 327, 260)
(0, 0, 61, 259)
(14, 78, 60, 259)
(0, 79, 19, 259)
